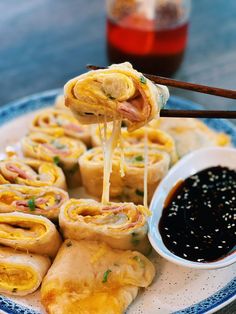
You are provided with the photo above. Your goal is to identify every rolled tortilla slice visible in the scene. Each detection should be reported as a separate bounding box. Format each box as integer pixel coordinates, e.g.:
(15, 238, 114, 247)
(0, 158, 66, 190)
(0, 184, 69, 220)
(150, 117, 231, 157)
(41, 239, 155, 314)
(21, 132, 86, 187)
(30, 108, 91, 146)
(64, 62, 169, 131)
(59, 198, 151, 254)
(0, 246, 51, 296)
(0, 212, 62, 258)
(79, 147, 170, 203)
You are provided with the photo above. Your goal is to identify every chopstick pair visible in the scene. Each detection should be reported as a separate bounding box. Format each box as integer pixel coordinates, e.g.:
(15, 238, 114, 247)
(87, 64, 236, 119)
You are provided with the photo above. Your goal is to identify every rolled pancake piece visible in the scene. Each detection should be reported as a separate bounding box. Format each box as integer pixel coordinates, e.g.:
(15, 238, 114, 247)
(21, 132, 86, 187)
(0, 158, 66, 190)
(150, 117, 231, 157)
(30, 108, 91, 146)
(0, 246, 50, 296)
(79, 147, 170, 204)
(59, 199, 151, 254)
(0, 184, 69, 220)
(41, 239, 155, 314)
(64, 62, 169, 131)
(0, 212, 62, 258)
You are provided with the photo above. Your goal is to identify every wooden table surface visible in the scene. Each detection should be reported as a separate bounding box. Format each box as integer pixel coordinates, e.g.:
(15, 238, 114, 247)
(0, 0, 235, 313)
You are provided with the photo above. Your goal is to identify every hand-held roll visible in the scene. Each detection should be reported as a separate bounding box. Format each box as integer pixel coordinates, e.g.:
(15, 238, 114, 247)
(41, 239, 155, 314)
(59, 199, 151, 254)
(64, 62, 169, 131)
(0, 246, 51, 296)
(0, 212, 62, 258)
(0, 184, 69, 220)
(0, 158, 66, 190)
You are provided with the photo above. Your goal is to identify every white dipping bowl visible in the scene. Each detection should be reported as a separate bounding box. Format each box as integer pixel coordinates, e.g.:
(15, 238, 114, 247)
(148, 147, 236, 269)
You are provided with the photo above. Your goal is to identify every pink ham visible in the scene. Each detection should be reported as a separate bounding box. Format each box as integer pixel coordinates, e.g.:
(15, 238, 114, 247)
(42, 144, 70, 157)
(64, 123, 84, 133)
(6, 164, 30, 180)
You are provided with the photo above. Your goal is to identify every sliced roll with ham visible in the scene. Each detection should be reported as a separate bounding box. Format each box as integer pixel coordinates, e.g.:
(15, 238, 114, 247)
(30, 108, 91, 146)
(79, 147, 170, 204)
(0, 246, 51, 296)
(41, 239, 155, 314)
(0, 212, 62, 258)
(21, 132, 86, 187)
(0, 184, 69, 220)
(0, 158, 66, 190)
(64, 62, 169, 131)
(59, 198, 151, 254)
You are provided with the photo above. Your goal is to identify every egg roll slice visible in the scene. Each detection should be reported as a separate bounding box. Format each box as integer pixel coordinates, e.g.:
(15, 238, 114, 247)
(64, 62, 169, 131)
(0, 184, 69, 220)
(0, 212, 62, 258)
(150, 117, 231, 157)
(41, 239, 155, 314)
(30, 108, 91, 146)
(21, 132, 86, 187)
(0, 158, 66, 190)
(0, 246, 50, 296)
(59, 199, 151, 254)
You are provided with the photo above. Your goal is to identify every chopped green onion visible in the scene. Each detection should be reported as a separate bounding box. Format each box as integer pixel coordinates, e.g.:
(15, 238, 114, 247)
(27, 198, 35, 211)
(134, 155, 144, 162)
(53, 156, 60, 166)
(133, 255, 145, 268)
(51, 140, 66, 150)
(135, 189, 144, 197)
(102, 269, 112, 283)
(140, 76, 147, 84)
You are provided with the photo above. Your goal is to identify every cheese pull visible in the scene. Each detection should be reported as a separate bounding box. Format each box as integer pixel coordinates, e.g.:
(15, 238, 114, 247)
(0, 212, 62, 258)
(21, 132, 86, 187)
(41, 239, 155, 314)
(79, 147, 170, 204)
(30, 108, 91, 146)
(59, 199, 151, 254)
(64, 62, 169, 131)
(0, 184, 69, 220)
(0, 246, 50, 296)
(0, 158, 66, 190)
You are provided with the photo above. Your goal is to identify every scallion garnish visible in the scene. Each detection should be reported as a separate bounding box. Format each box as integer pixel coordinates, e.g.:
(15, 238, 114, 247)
(28, 198, 36, 211)
(102, 269, 112, 283)
(53, 156, 60, 165)
(135, 155, 144, 162)
(140, 76, 147, 84)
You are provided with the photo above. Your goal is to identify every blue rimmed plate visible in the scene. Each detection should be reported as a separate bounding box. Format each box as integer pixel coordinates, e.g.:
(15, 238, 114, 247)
(0, 90, 235, 314)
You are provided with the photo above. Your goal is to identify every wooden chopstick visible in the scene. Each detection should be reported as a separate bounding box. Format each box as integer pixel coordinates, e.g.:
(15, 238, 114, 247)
(87, 64, 236, 100)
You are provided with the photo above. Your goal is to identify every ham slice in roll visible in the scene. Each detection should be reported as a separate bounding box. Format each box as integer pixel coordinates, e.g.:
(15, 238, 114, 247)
(59, 199, 151, 254)
(21, 132, 86, 187)
(0, 158, 66, 190)
(0, 184, 68, 220)
(30, 108, 91, 146)
(0, 246, 50, 296)
(64, 62, 169, 131)
(0, 212, 62, 258)
(41, 239, 155, 314)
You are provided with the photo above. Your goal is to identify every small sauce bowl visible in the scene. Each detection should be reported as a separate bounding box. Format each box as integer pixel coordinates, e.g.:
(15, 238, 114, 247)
(148, 147, 236, 269)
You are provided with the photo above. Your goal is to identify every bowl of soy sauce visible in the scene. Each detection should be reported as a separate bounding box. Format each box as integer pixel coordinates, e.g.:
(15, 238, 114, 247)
(148, 147, 236, 269)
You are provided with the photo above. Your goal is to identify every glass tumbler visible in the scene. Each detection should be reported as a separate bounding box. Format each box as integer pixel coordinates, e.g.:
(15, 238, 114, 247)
(106, 0, 191, 76)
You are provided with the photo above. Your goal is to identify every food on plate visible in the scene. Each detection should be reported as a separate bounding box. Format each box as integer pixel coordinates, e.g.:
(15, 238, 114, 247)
(21, 132, 86, 187)
(59, 199, 151, 254)
(64, 62, 169, 131)
(0, 246, 51, 296)
(0, 158, 66, 190)
(54, 95, 70, 112)
(0, 184, 69, 220)
(150, 117, 231, 157)
(79, 147, 170, 203)
(41, 239, 155, 314)
(30, 108, 91, 146)
(0, 212, 62, 258)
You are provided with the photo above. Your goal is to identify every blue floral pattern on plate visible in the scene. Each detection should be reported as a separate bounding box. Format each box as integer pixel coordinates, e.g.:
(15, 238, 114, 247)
(0, 90, 235, 314)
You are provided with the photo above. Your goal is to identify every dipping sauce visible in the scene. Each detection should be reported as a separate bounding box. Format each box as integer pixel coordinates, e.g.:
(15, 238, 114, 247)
(159, 166, 236, 262)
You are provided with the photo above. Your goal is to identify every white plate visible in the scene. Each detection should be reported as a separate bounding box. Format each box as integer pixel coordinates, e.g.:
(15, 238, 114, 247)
(0, 90, 235, 314)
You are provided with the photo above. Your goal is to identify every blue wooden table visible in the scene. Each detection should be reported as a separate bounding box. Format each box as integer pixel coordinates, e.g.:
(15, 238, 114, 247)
(0, 1, 235, 312)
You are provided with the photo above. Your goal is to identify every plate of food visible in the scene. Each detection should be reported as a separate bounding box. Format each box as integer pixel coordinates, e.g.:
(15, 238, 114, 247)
(0, 63, 235, 314)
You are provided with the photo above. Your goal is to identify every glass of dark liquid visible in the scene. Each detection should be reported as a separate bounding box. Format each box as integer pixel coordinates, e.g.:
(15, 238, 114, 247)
(106, 0, 191, 76)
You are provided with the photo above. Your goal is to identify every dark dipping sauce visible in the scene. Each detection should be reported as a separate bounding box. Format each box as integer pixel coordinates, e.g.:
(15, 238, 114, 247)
(159, 166, 236, 263)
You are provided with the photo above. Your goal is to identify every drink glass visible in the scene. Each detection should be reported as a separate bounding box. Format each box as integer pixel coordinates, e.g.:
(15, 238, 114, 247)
(106, 0, 191, 76)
